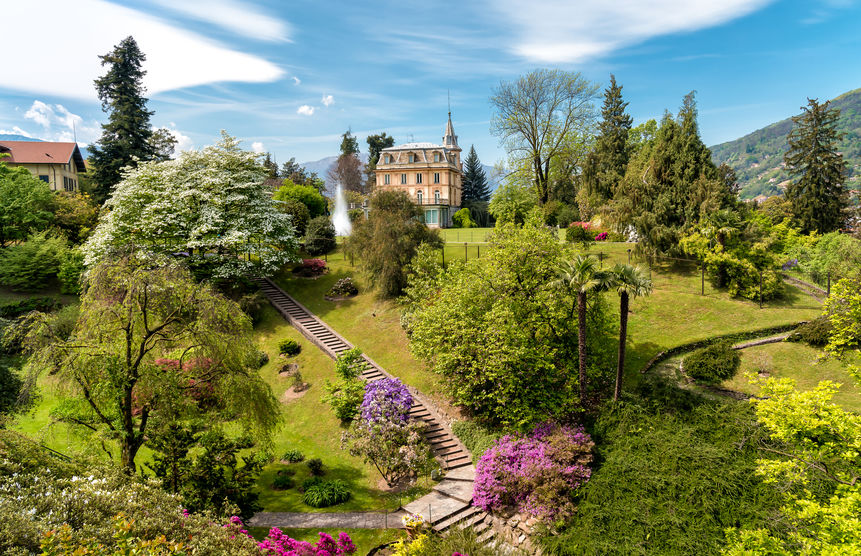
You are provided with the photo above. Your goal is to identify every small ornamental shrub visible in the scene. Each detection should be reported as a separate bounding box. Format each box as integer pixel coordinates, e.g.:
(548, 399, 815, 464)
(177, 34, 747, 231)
(594, 232, 608, 241)
(334, 347, 364, 379)
(327, 277, 359, 298)
(304, 216, 337, 256)
(787, 316, 832, 347)
(278, 339, 301, 356)
(452, 207, 477, 228)
(566, 224, 591, 245)
(322, 377, 365, 423)
(307, 457, 324, 476)
(258, 528, 357, 555)
(282, 449, 305, 463)
(255, 350, 270, 369)
(238, 291, 267, 325)
(303, 479, 351, 508)
(473, 422, 594, 521)
(272, 474, 293, 490)
(294, 258, 328, 278)
(684, 342, 741, 384)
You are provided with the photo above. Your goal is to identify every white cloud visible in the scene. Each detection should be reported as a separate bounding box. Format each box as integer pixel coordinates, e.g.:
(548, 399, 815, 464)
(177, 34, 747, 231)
(1, 0, 285, 100)
(292, 76, 302, 86)
(15, 101, 101, 144)
(321, 95, 335, 107)
(149, 0, 290, 42)
(161, 124, 194, 154)
(0, 126, 34, 138)
(251, 141, 265, 153)
(297, 105, 315, 116)
(490, 0, 774, 62)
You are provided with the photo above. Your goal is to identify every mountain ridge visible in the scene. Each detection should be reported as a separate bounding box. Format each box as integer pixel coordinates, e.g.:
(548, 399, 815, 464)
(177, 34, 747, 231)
(710, 87, 861, 199)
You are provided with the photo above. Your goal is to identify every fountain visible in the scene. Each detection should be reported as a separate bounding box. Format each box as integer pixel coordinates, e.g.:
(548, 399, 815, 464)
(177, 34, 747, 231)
(332, 181, 352, 236)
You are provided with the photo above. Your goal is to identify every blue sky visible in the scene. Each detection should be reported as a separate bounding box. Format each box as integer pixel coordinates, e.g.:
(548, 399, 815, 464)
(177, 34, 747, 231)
(1, 0, 859, 167)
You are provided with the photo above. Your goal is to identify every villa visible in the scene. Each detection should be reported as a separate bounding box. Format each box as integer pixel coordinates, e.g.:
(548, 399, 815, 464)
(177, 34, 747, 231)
(0, 140, 85, 192)
(374, 113, 463, 228)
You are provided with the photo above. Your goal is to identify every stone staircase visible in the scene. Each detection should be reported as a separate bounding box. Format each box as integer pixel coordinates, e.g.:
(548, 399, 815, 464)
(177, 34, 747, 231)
(255, 278, 501, 546)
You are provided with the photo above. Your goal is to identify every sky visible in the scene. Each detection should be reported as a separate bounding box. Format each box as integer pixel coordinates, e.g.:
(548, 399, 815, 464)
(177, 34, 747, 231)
(1, 0, 859, 167)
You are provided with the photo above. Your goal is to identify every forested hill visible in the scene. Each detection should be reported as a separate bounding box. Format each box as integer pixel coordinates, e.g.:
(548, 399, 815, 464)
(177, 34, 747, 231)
(710, 87, 861, 199)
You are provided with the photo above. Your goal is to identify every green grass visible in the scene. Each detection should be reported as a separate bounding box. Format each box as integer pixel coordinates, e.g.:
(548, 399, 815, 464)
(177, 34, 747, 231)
(722, 342, 861, 412)
(254, 304, 431, 512)
(247, 527, 401, 553)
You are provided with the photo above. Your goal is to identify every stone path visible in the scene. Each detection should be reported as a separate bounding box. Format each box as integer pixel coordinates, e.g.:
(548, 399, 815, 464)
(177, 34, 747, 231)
(253, 278, 499, 545)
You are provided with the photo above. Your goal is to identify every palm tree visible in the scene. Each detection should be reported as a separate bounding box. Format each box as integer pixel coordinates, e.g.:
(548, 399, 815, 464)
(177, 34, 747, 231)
(609, 264, 653, 401)
(704, 209, 741, 250)
(554, 255, 613, 404)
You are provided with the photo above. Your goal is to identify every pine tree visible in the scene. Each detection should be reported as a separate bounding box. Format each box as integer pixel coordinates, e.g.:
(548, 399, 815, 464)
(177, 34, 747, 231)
(462, 145, 490, 203)
(262, 153, 278, 179)
(365, 133, 394, 192)
(340, 129, 359, 156)
(784, 98, 849, 234)
(581, 75, 633, 204)
(89, 36, 170, 202)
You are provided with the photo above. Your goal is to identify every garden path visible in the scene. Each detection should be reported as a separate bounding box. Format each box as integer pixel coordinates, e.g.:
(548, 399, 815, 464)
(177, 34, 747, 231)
(253, 279, 499, 544)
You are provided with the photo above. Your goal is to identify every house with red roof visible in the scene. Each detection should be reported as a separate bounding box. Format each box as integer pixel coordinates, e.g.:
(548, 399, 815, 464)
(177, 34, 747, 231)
(0, 141, 85, 192)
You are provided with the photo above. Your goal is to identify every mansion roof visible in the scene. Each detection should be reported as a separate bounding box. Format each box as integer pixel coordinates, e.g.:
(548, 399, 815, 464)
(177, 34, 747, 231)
(0, 141, 86, 172)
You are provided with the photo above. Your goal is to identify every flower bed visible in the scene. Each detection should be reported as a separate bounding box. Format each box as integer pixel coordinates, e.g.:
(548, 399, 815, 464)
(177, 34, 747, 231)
(473, 422, 594, 521)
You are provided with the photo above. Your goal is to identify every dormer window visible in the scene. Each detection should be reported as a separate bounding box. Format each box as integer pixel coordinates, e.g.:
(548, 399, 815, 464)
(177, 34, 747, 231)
(434, 153, 440, 163)
(408, 153, 415, 163)
(384, 155, 391, 164)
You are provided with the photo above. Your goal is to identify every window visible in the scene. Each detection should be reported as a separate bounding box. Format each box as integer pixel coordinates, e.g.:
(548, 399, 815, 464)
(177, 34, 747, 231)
(416, 173, 422, 184)
(425, 209, 438, 225)
(408, 153, 415, 163)
(63, 176, 69, 189)
(384, 174, 391, 185)
(434, 153, 440, 162)
(434, 191, 440, 204)
(385, 155, 391, 164)
(417, 191, 423, 204)
(38, 175, 49, 183)
(433, 172, 440, 184)
(401, 173, 407, 184)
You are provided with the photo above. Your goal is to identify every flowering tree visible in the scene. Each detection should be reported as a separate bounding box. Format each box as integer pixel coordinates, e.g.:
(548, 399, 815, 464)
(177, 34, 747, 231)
(82, 132, 299, 280)
(473, 422, 594, 520)
(344, 378, 431, 486)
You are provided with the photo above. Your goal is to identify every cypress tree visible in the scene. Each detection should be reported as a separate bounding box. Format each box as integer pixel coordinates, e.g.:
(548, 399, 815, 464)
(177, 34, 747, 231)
(89, 36, 168, 202)
(784, 98, 849, 234)
(462, 145, 490, 203)
(582, 75, 633, 203)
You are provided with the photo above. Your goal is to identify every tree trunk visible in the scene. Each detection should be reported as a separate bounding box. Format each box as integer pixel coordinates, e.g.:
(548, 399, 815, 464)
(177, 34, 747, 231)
(120, 387, 138, 475)
(578, 291, 588, 404)
(614, 292, 629, 401)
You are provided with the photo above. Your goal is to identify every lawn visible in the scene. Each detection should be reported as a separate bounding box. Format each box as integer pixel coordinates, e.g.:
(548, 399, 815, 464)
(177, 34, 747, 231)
(254, 304, 431, 513)
(722, 342, 861, 412)
(247, 527, 401, 553)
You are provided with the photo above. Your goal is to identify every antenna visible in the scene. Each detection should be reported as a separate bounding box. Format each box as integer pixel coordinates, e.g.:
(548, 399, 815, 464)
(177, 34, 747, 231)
(447, 90, 451, 116)
(73, 121, 77, 143)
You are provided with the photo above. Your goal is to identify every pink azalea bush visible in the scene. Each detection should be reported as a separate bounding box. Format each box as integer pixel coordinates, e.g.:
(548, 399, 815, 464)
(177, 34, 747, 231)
(258, 528, 356, 555)
(594, 232, 608, 241)
(473, 422, 594, 521)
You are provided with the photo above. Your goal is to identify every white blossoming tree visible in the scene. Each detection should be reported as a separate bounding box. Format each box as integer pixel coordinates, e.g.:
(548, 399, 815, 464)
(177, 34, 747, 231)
(82, 132, 298, 280)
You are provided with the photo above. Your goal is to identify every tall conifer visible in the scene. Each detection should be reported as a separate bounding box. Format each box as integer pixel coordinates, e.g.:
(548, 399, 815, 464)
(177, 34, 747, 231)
(462, 145, 490, 202)
(89, 36, 171, 202)
(784, 98, 849, 234)
(582, 75, 633, 203)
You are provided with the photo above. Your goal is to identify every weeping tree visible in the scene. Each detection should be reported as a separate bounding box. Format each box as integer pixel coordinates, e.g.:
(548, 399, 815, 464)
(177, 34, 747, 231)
(25, 253, 281, 473)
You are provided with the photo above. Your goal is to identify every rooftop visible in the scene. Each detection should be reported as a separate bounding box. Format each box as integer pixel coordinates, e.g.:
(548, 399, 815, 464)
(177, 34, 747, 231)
(0, 141, 86, 172)
(381, 142, 447, 151)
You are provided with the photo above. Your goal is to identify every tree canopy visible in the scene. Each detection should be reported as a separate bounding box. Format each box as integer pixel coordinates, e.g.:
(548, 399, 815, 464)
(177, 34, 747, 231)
(274, 179, 328, 218)
(82, 132, 298, 280)
(0, 160, 54, 248)
(25, 253, 281, 474)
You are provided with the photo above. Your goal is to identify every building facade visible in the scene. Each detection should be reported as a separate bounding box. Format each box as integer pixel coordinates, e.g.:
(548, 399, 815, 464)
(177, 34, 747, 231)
(374, 114, 462, 228)
(0, 141, 85, 192)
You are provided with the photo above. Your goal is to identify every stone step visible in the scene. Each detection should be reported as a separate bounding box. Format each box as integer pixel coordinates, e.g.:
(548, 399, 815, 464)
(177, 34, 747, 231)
(433, 479, 474, 503)
(444, 466, 475, 482)
(402, 491, 470, 524)
(477, 528, 496, 544)
(433, 505, 481, 532)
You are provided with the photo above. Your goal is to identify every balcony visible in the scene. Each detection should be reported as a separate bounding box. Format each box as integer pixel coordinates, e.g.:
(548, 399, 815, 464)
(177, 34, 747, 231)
(415, 197, 451, 206)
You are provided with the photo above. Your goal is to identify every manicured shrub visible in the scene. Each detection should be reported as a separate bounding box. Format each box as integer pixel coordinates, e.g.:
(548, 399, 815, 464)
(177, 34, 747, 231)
(282, 449, 305, 463)
(294, 258, 328, 278)
(327, 277, 358, 297)
(684, 341, 741, 384)
(274, 180, 328, 219)
(788, 316, 833, 347)
(278, 339, 301, 356)
(307, 458, 324, 476)
(302, 479, 351, 508)
(278, 198, 311, 237)
(452, 207, 477, 228)
(473, 422, 594, 521)
(334, 347, 364, 379)
(272, 474, 293, 490)
(322, 377, 365, 422)
(255, 350, 270, 369)
(304, 216, 336, 256)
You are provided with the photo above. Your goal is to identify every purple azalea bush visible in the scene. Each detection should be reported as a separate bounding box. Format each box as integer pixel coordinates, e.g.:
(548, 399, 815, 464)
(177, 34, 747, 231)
(473, 422, 594, 521)
(258, 528, 356, 556)
(360, 378, 413, 425)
